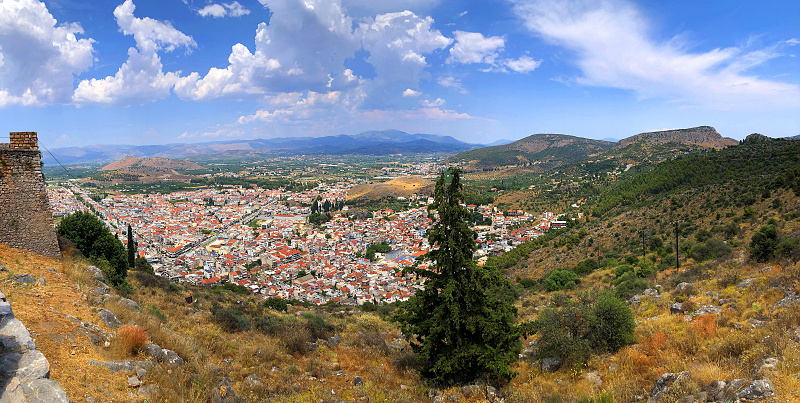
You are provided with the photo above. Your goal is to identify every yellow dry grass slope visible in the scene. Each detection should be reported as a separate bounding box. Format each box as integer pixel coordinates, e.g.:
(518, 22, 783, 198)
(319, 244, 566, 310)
(346, 176, 434, 201)
(0, 245, 134, 402)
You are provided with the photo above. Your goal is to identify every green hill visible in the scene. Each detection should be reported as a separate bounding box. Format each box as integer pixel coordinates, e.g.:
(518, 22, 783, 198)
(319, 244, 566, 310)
(450, 133, 614, 171)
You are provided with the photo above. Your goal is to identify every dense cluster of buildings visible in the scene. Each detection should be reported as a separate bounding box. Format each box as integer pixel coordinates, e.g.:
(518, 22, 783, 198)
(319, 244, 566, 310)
(48, 181, 562, 305)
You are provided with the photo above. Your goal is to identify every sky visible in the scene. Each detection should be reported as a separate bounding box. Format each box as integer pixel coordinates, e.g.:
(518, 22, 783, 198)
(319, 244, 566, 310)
(0, 0, 798, 148)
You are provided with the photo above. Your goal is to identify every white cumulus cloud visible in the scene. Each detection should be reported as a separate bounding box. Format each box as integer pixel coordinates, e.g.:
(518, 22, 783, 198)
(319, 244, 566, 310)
(448, 31, 505, 64)
(198, 1, 250, 18)
(403, 89, 421, 97)
(358, 10, 452, 108)
(510, 0, 800, 110)
(0, 0, 95, 107)
(503, 55, 541, 73)
(176, 0, 359, 100)
(448, 30, 540, 74)
(73, 0, 196, 105)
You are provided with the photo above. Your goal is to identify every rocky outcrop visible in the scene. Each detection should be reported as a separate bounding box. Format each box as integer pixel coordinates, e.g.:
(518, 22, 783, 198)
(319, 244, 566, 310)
(96, 308, 121, 329)
(649, 371, 690, 402)
(117, 298, 141, 312)
(744, 133, 770, 143)
(617, 126, 737, 149)
(0, 290, 70, 402)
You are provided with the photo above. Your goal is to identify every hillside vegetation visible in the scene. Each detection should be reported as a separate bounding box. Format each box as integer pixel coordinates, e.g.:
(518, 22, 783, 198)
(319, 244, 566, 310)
(451, 133, 614, 171)
(3, 136, 800, 402)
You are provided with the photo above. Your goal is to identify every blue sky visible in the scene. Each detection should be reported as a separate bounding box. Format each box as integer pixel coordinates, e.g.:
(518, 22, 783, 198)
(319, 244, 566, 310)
(0, 0, 798, 148)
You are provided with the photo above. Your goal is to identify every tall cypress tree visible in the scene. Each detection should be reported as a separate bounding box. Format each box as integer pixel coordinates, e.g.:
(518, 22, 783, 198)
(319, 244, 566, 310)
(127, 224, 136, 268)
(395, 167, 522, 385)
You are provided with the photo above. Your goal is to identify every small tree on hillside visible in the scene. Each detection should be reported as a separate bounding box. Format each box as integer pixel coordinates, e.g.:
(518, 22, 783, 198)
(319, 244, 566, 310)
(59, 211, 128, 286)
(750, 224, 778, 262)
(127, 224, 136, 268)
(394, 167, 522, 385)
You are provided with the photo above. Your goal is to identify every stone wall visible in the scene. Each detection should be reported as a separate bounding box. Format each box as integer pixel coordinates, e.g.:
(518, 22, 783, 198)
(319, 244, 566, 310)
(0, 132, 60, 258)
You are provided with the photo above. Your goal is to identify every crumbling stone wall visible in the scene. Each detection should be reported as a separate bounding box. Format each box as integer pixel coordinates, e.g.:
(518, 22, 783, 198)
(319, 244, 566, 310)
(0, 132, 60, 258)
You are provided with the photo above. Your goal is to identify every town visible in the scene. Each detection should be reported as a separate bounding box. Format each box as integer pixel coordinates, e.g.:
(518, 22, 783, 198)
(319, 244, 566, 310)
(48, 181, 566, 306)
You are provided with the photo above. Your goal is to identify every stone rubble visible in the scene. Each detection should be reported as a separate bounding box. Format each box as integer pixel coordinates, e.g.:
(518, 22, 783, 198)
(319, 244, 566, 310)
(0, 289, 70, 402)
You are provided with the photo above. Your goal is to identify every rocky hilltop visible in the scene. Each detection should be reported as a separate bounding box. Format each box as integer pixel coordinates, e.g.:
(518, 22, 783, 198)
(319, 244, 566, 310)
(616, 126, 737, 149)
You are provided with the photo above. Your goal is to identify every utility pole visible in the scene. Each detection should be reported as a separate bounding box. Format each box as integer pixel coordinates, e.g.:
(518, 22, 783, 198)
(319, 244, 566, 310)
(638, 227, 648, 259)
(671, 220, 685, 270)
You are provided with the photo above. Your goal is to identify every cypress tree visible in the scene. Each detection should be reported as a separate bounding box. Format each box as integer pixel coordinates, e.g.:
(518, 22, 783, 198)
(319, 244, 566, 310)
(127, 224, 136, 268)
(395, 167, 522, 385)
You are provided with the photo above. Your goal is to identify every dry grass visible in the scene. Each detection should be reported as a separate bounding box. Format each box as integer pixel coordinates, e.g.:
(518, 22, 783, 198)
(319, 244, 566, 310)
(0, 244, 132, 402)
(2, 185, 798, 402)
(346, 176, 433, 201)
(115, 325, 149, 356)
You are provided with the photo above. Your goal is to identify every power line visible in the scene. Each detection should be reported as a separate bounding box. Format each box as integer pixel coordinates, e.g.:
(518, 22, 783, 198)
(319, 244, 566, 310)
(37, 139, 76, 181)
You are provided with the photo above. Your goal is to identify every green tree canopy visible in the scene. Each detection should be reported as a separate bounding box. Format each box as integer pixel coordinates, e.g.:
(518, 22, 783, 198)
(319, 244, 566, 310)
(394, 167, 522, 385)
(750, 224, 779, 262)
(59, 211, 128, 286)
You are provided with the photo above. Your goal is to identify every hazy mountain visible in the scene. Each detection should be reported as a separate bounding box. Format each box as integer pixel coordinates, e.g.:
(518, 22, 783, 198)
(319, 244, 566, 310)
(43, 130, 477, 164)
(484, 139, 515, 147)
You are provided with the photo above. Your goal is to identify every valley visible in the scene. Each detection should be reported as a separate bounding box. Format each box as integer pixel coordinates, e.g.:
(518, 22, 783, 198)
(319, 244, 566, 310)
(5, 127, 800, 403)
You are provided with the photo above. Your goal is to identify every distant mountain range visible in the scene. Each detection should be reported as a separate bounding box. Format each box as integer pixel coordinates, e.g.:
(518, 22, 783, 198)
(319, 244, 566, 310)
(44, 130, 482, 164)
(450, 126, 737, 170)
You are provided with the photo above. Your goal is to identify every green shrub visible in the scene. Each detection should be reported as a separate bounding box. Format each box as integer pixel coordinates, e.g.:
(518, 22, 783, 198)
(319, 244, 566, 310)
(777, 237, 800, 258)
(517, 277, 537, 288)
(213, 308, 251, 332)
(534, 292, 635, 367)
(212, 282, 250, 296)
(689, 238, 732, 262)
(134, 257, 154, 275)
(573, 258, 599, 276)
(589, 293, 636, 352)
(544, 270, 580, 292)
(613, 270, 647, 300)
(263, 297, 288, 312)
(614, 264, 634, 277)
(695, 229, 712, 243)
(750, 224, 779, 262)
(147, 306, 167, 322)
(721, 222, 739, 239)
(301, 313, 336, 340)
(534, 302, 593, 366)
